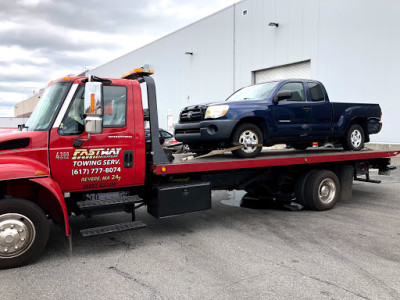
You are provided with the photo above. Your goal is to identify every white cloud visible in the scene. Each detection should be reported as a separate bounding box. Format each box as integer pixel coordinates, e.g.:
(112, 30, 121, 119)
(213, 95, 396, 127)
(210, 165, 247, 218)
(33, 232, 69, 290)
(0, 0, 238, 117)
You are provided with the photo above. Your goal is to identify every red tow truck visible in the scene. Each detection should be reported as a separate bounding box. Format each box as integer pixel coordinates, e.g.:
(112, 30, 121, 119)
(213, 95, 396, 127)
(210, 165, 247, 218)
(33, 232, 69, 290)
(0, 68, 398, 269)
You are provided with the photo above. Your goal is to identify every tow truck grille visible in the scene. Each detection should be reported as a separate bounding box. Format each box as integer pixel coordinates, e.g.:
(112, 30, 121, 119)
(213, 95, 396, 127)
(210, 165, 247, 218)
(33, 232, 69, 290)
(179, 105, 206, 123)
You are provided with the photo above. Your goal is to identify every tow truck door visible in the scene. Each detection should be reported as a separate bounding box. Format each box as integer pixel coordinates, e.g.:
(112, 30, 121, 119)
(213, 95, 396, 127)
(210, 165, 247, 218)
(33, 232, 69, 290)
(49, 80, 139, 192)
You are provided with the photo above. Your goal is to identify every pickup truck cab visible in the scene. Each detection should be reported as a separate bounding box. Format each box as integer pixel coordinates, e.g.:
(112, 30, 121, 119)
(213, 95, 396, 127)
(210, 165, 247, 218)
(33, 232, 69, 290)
(174, 79, 382, 157)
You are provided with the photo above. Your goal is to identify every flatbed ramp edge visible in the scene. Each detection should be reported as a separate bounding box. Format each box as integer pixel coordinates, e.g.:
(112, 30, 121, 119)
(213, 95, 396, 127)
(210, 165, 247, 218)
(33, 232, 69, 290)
(151, 148, 399, 175)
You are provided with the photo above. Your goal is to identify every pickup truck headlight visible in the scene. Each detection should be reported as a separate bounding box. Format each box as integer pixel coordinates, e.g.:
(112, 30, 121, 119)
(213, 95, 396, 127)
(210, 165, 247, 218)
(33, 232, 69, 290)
(204, 105, 229, 119)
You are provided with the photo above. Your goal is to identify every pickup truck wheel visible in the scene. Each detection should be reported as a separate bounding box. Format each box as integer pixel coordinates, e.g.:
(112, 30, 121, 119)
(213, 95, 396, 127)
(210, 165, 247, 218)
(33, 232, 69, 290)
(304, 170, 340, 211)
(0, 198, 49, 269)
(343, 124, 364, 151)
(231, 123, 263, 158)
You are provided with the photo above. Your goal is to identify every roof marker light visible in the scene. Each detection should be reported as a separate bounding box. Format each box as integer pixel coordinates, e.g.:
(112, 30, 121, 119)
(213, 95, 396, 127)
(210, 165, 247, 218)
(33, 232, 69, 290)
(121, 65, 154, 79)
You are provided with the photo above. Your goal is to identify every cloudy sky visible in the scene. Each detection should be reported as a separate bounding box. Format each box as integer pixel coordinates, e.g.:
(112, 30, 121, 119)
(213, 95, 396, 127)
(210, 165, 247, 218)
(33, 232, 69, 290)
(0, 0, 238, 117)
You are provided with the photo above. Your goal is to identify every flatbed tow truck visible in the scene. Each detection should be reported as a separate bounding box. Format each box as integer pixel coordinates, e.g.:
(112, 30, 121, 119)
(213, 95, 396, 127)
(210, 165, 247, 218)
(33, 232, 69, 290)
(0, 67, 398, 269)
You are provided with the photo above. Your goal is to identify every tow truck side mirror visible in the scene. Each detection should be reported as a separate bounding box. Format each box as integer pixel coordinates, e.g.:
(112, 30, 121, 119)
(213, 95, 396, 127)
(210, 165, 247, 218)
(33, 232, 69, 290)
(84, 82, 104, 134)
(274, 91, 292, 103)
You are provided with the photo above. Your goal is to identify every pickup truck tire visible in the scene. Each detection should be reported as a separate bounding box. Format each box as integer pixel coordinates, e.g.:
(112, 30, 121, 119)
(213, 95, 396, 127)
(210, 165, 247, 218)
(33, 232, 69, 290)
(231, 123, 263, 158)
(0, 198, 49, 269)
(304, 170, 340, 211)
(343, 124, 364, 151)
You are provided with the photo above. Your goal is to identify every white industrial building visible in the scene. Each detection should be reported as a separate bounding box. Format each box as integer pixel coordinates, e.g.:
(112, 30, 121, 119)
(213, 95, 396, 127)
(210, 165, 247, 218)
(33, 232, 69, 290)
(87, 0, 400, 145)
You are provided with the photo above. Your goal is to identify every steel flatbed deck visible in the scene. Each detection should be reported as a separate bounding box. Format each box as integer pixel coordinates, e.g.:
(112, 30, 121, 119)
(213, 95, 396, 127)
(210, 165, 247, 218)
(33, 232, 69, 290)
(151, 148, 399, 175)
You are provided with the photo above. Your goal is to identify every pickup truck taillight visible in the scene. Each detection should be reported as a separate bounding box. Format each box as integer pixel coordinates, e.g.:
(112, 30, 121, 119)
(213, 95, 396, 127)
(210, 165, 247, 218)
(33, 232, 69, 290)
(380, 111, 382, 120)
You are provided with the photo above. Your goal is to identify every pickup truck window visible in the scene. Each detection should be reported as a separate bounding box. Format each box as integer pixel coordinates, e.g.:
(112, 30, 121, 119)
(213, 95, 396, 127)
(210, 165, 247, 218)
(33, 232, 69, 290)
(277, 82, 306, 102)
(59, 85, 127, 136)
(308, 82, 325, 102)
(226, 82, 278, 101)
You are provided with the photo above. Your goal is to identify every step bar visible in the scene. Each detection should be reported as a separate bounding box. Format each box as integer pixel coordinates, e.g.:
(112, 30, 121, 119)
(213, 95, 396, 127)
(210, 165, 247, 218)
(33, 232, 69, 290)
(80, 221, 146, 237)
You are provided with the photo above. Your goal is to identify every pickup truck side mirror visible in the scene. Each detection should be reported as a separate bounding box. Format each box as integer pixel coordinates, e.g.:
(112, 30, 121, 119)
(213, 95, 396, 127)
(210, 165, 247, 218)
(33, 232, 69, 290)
(274, 91, 292, 103)
(84, 82, 104, 134)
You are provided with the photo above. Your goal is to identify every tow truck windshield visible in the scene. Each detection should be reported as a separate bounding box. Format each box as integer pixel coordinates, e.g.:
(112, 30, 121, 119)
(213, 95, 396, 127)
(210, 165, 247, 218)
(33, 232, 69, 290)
(226, 81, 278, 102)
(25, 82, 72, 131)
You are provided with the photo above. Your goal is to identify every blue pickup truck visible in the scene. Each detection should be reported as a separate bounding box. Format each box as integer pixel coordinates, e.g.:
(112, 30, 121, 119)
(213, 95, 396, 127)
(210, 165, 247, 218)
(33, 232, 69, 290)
(174, 79, 382, 158)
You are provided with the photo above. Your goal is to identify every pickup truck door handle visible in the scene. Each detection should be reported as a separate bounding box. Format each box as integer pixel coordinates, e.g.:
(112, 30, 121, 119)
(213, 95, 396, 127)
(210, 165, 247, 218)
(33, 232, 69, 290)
(302, 106, 311, 112)
(123, 150, 133, 168)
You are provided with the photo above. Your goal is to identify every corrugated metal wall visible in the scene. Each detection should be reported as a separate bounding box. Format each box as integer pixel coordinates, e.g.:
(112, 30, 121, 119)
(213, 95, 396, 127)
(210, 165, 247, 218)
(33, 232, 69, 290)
(254, 61, 311, 83)
(88, 0, 400, 144)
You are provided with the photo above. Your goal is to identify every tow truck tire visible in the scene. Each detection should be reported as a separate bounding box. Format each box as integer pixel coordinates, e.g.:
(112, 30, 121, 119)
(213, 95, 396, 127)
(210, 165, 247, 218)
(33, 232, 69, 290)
(343, 124, 364, 151)
(304, 170, 340, 211)
(294, 170, 319, 207)
(231, 123, 263, 158)
(0, 198, 49, 269)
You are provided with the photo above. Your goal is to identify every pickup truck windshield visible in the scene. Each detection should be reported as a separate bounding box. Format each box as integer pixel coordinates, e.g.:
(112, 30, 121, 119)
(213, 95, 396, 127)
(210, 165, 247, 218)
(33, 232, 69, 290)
(226, 82, 278, 102)
(25, 82, 72, 131)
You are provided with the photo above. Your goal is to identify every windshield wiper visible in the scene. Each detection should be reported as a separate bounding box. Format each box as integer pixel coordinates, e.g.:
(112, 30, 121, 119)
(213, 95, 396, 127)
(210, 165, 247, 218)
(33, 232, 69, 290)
(18, 124, 28, 131)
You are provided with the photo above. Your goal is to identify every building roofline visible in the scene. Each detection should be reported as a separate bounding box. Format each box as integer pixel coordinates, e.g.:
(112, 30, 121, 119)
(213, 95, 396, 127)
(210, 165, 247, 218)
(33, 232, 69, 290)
(88, 1, 244, 73)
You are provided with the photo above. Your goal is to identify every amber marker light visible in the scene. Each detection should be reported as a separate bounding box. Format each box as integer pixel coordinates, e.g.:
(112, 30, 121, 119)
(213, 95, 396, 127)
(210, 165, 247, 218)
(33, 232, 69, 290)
(34, 170, 48, 176)
(161, 167, 167, 173)
(304, 158, 308, 163)
(91, 94, 95, 113)
(133, 68, 154, 74)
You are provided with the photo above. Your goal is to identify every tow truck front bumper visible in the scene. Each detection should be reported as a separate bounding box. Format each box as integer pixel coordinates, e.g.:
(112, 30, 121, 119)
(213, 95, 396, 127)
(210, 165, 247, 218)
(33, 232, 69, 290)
(174, 119, 238, 145)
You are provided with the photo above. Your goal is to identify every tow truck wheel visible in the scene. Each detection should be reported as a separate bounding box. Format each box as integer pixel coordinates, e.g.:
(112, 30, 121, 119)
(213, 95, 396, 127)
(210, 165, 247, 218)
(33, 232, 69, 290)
(343, 124, 364, 151)
(294, 170, 318, 207)
(0, 198, 49, 269)
(304, 170, 340, 211)
(231, 123, 263, 158)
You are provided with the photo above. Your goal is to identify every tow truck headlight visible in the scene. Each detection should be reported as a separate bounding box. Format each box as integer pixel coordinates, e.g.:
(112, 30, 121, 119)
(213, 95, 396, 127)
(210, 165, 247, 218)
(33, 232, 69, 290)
(204, 105, 229, 119)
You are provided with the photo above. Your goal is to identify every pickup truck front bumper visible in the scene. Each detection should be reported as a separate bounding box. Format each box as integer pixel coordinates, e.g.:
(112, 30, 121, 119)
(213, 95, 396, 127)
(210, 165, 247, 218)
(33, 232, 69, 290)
(174, 119, 238, 145)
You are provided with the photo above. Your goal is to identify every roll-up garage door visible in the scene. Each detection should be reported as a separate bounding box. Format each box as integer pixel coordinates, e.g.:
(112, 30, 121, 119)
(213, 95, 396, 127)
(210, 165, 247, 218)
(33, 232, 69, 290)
(254, 60, 311, 84)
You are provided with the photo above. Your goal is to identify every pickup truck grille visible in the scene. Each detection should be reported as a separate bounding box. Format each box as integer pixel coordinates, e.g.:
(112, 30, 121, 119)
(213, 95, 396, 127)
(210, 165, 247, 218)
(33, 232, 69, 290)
(175, 128, 200, 134)
(179, 105, 206, 123)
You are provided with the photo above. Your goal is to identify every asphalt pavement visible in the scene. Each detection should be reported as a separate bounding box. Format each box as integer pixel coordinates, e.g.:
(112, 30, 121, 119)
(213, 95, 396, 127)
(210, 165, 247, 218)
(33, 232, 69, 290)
(1, 159, 400, 300)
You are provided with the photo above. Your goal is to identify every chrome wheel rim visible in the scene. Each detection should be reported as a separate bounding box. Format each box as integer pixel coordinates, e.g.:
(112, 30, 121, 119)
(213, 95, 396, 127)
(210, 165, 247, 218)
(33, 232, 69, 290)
(238, 130, 259, 153)
(350, 129, 362, 148)
(318, 179, 336, 204)
(0, 213, 36, 258)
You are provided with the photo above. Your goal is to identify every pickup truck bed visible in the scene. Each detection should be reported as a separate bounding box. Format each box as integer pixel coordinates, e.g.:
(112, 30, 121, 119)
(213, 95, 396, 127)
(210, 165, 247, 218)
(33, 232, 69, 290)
(152, 148, 399, 175)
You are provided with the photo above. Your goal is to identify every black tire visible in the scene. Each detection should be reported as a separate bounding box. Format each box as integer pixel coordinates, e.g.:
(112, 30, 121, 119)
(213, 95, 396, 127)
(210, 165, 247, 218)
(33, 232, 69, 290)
(304, 170, 340, 211)
(294, 169, 319, 207)
(0, 198, 49, 269)
(231, 123, 263, 158)
(343, 124, 364, 151)
(292, 143, 310, 150)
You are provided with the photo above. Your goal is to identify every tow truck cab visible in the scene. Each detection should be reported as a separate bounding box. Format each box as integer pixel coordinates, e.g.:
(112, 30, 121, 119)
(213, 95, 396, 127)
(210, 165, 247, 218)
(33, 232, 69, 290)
(0, 69, 167, 268)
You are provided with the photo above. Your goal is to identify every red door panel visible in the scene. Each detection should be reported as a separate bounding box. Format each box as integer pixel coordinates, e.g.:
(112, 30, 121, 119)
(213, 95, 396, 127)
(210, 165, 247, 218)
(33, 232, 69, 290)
(49, 81, 138, 192)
